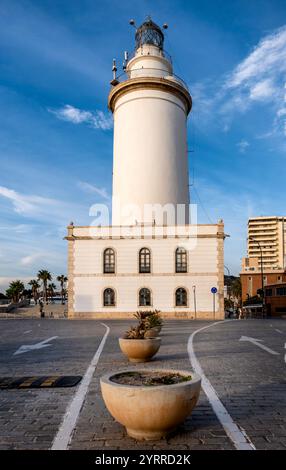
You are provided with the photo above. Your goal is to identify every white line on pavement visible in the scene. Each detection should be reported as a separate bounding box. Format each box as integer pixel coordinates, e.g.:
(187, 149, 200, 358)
(188, 320, 256, 451)
(23, 330, 32, 334)
(239, 336, 279, 355)
(13, 336, 58, 356)
(275, 329, 283, 334)
(51, 323, 110, 450)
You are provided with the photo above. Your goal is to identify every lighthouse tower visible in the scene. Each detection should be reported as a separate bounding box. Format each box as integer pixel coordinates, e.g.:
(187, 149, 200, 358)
(66, 18, 225, 321)
(109, 18, 192, 226)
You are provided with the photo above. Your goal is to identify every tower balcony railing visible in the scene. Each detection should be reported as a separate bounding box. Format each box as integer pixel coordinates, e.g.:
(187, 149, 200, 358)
(114, 67, 189, 91)
(126, 48, 173, 65)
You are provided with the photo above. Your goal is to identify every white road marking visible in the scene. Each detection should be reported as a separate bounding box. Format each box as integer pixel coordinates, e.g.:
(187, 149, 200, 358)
(51, 323, 110, 450)
(188, 320, 255, 450)
(239, 336, 279, 355)
(275, 329, 283, 334)
(13, 336, 58, 356)
(23, 330, 32, 334)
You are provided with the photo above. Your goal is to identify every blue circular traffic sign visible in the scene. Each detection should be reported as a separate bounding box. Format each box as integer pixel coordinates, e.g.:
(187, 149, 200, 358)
(211, 287, 217, 294)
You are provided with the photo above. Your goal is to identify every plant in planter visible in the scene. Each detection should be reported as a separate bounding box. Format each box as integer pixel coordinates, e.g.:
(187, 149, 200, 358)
(142, 310, 163, 337)
(119, 313, 161, 362)
(132, 310, 162, 337)
(100, 368, 201, 440)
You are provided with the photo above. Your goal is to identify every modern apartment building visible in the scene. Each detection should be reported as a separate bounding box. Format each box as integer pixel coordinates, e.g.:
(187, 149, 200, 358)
(241, 216, 286, 302)
(246, 216, 286, 270)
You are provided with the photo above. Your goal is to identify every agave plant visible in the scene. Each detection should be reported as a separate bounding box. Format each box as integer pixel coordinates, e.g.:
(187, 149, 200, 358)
(135, 310, 162, 329)
(146, 310, 162, 328)
(124, 324, 146, 339)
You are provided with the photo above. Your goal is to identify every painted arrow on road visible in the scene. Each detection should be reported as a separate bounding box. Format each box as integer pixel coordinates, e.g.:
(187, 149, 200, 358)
(13, 336, 58, 356)
(239, 336, 279, 355)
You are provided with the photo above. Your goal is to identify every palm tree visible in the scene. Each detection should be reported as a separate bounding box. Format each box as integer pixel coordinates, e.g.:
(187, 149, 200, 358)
(57, 275, 68, 304)
(47, 283, 56, 302)
(28, 279, 40, 304)
(6, 280, 25, 303)
(37, 270, 52, 304)
(230, 278, 242, 308)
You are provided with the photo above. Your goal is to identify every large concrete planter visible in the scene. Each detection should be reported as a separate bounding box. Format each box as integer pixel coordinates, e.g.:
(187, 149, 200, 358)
(119, 337, 161, 362)
(100, 369, 201, 440)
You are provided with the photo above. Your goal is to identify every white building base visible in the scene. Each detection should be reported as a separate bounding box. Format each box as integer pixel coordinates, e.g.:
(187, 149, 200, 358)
(66, 222, 225, 320)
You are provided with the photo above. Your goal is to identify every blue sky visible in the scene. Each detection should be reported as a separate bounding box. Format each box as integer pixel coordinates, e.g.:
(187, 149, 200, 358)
(0, 0, 286, 290)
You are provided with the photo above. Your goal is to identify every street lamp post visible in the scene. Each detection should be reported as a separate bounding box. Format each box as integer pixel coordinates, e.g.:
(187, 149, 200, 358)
(249, 236, 265, 317)
(224, 265, 232, 317)
(192, 285, 197, 319)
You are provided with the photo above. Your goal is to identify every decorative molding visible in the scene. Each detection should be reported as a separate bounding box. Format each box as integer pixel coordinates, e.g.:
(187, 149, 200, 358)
(65, 234, 224, 241)
(66, 311, 219, 320)
(217, 222, 225, 320)
(108, 76, 192, 114)
(73, 272, 218, 278)
(67, 239, 75, 317)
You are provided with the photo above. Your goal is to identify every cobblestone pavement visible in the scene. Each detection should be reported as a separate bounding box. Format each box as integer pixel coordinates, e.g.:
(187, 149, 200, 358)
(0, 318, 285, 450)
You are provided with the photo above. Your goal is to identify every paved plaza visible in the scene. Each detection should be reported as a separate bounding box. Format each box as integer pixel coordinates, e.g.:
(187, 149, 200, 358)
(0, 318, 285, 450)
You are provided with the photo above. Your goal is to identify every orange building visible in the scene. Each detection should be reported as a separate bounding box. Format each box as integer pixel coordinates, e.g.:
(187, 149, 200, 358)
(240, 270, 286, 302)
(264, 282, 286, 317)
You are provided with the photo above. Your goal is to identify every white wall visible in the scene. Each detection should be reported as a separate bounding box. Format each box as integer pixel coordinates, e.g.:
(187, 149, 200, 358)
(112, 89, 189, 226)
(71, 226, 220, 316)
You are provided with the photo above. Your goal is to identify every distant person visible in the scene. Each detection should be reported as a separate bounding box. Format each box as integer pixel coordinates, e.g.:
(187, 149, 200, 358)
(39, 300, 45, 318)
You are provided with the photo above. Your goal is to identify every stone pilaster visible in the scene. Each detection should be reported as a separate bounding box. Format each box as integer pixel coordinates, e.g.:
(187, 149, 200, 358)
(217, 220, 225, 320)
(67, 224, 75, 318)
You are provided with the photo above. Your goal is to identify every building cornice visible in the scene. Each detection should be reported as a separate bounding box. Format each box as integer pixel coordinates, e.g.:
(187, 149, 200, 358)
(65, 233, 225, 241)
(108, 76, 192, 115)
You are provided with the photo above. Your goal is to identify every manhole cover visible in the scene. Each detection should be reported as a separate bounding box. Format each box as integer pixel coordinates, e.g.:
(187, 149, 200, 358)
(0, 376, 82, 389)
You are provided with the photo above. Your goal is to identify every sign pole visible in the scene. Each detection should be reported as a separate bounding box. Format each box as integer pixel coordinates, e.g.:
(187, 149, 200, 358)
(213, 292, 215, 319)
(211, 287, 217, 320)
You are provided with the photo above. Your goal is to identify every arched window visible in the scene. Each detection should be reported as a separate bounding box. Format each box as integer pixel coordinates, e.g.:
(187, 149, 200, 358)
(139, 248, 151, 273)
(175, 247, 187, 273)
(103, 288, 115, 306)
(139, 288, 151, 306)
(175, 287, 187, 307)
(103, 248, 115, 274)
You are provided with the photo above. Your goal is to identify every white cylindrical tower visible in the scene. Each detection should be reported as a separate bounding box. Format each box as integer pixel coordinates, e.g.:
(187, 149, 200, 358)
(109, 18, 192, 226)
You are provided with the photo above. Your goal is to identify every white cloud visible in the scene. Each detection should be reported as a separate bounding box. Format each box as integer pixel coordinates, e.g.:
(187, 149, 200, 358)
(249, 79, 275, 101)
(77, 181, 110, 200)
(49, 105, 113, 130)
(237, 140, 250, 153)
(20, 253, 45, 266)
(191, 26, 286, 137)
(0, 185, 86, 225)
(0, 185, 56, 215)
(226, 26, 286, 89)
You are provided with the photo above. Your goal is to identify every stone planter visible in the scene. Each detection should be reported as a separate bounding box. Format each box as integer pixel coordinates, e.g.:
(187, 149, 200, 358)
(119, 337, 161, 362)
(100, 369, 201, 440)
(144, 326, 161, 338)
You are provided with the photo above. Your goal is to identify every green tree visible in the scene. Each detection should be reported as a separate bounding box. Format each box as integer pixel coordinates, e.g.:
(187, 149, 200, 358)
(230, 278, 242, 307)
(28, 279, 40, 304)
(37, 270, 52, 304)
(47, 282, 56, 302)
(57, 275, 68, 304)
(6, 280, 25, 303)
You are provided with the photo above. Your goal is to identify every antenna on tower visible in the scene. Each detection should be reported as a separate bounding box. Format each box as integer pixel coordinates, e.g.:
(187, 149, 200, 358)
(112, 59, 117, 79)
(110, 58, 119, 86)
(162, 23, 168, 29)
(129, 19, 136, 28)
(123, 51, 129, 72)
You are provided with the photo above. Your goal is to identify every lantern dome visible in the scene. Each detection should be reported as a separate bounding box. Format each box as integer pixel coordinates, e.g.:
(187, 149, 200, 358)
(135, 17, 164, 50)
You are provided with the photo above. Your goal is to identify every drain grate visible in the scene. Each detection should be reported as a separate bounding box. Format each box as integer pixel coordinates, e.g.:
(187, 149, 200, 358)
(0, 376, 82, 389)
